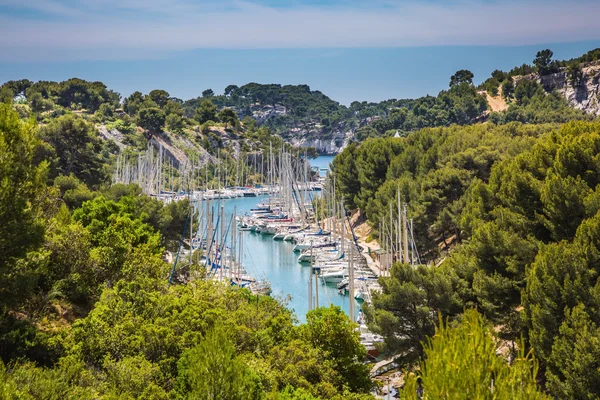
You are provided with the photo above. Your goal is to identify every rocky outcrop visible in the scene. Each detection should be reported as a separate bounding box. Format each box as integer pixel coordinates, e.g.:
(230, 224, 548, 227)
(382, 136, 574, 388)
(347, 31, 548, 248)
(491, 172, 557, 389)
(539, 62, 600, 116)
(249, 104, 288, 124)
(150, 133, 188, 169)
(245, 103, 362, 154)
(288, 130, 352, 154)
(98, 125, 126, 150)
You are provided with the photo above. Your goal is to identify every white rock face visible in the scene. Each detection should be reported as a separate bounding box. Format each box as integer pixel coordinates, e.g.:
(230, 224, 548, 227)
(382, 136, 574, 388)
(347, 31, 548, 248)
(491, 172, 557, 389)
(245, 103, 358, 154)
(288, 130, 352, 154)
(250, 104, 288, 124)
(539, 62, 600, 116)
(98, 125, 126, 149)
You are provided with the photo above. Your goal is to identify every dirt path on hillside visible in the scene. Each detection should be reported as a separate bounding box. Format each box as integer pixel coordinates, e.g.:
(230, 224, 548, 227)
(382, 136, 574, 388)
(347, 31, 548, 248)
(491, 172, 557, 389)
(483, 86, 509, 112)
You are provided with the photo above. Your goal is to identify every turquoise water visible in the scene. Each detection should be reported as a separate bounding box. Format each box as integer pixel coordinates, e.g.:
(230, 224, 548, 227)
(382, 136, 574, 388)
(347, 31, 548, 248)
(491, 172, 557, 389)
(215, 194, 356, 323)
(213, 156, 360, 322)
(311, 155, 335, 177)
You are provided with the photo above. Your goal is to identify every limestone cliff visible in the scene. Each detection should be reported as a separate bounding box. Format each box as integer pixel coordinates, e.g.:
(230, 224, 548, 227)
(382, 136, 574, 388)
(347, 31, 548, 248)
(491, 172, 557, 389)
(246, 104, 361, 154)
(536, 61, 600, 116)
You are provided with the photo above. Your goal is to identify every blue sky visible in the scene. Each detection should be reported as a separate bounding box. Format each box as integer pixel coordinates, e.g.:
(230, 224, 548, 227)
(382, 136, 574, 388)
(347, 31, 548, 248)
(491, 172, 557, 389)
(1, 0, 599, 104)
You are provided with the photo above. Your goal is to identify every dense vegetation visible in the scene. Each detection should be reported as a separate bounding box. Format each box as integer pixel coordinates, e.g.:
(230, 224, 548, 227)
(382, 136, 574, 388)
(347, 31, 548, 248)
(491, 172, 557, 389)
(178, 79, 489, 141)
(2, 46, 600, 398)
(402, 310, 548, 399)
(2, 47, 596, 151)
(334, 119, 600, 398)
(0, 103, 374, 399)
(480, 48, 600, 95)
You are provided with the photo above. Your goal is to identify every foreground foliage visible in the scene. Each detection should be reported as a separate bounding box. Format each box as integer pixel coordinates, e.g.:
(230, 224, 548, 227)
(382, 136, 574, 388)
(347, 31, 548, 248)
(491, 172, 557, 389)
(402, 310, 549, 399)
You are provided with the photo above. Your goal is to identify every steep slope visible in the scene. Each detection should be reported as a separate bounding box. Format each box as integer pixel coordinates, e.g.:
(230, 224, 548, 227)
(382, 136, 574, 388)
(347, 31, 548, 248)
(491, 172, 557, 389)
(482, 89, 508, 112)
(538, 61, 600, 116)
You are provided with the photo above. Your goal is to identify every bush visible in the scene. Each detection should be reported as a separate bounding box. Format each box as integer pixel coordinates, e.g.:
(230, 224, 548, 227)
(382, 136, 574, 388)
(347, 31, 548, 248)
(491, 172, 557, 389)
(401, 310, 549, 399)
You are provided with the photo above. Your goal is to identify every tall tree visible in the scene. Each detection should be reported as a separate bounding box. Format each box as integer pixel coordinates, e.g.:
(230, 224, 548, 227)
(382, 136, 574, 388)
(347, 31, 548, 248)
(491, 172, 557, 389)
(123, 91, 144, 116)
(0, 86, 13, 103)
(301, 306, 372, 393)
(218, 107, 239, 129)
(365, 263, 462, 366)
(165, 113, 185, 133)
(449, 69, 475, 87)
(39, 114, 104, 186)
(177, 324, 261, 400)
(195, 99, 218, 124)
(148, 89, 170, 108)
(546, 304, 600, 399)
(0, 104, 47, 311)
(501, 79, 515, 100)
(534, 49, 554, 75)
(137, 107, 166, 135)
(224, 85, 239, 97)
(332, 142, 361, 208)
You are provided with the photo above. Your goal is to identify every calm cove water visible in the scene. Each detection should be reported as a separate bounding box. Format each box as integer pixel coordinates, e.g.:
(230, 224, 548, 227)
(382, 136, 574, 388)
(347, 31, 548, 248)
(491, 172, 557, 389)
(310, 154, 335, 177)
(215, 156, 359, 322)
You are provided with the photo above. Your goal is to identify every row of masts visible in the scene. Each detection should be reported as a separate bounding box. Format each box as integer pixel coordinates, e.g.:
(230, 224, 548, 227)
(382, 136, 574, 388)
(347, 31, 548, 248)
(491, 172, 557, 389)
(378, 188, 420, 275)
(166, 144, 315, 289)
(113, 142, 313, 198)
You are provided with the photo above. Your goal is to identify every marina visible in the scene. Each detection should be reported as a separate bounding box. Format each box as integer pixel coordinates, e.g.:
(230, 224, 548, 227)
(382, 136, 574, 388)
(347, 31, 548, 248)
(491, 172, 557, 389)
(140, 152, 388, 324)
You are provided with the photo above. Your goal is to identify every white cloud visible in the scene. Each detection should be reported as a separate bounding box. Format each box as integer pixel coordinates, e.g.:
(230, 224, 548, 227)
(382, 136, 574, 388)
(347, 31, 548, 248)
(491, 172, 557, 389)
(0, 0, 599, 61)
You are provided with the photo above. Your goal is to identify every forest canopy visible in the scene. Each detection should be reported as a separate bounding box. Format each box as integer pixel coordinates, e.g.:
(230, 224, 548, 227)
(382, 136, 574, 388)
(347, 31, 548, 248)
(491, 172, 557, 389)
(336, 120, 600, 399)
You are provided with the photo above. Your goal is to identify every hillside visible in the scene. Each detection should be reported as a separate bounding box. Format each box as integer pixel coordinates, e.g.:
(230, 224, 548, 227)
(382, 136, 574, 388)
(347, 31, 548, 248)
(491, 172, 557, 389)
(334, 120, 600, 398)
(2, 47, 600, 399)
(1, 48, 598, 159)
(537, 60, 600, 115)
(181, 83, 393, 153)
(482, 89, 508, 112)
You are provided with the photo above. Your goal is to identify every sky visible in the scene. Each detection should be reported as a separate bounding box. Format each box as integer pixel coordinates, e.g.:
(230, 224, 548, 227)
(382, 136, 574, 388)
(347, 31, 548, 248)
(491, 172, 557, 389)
(1, 0, 599, 104)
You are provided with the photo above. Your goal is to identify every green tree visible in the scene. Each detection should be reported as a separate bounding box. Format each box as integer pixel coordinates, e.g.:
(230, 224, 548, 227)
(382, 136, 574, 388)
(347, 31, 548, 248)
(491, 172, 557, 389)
(0, 86, 13, 103)
(332, 142, 360, 208)
(365, 263, 462, 366)
(354, 138, 403, 210)
(195, 99, 218, 124)
(1, 79, 32, 99)
(202, 89, 215, 97)
(514, 79, 542, 105)
(165, 113, 185, 133)
(301, 306, 372, 393)
(137, 107, 166, 134)
(501, 79, 515, 100)
(177, 324, 262, 399)
(39, 114, 104, 186)
(164, 99, 184, 116)
(534, 49, 554, 75)
(148, 89, 170, 108)
(449, 69, 474, 87)
(224, 85, 239, 97)
(0, 360, 17, 398)
(546, 304, 600, 399)
(123, 91, 144, 116)
(566, 62, 584, 87)
(54, 174, 95, 209)
(95, 102, 114, 121)
(401, 310, 549, 399)
(219, 107, 239, 129)
(29, 92, 55, 113)
(0, 104, 47, 310)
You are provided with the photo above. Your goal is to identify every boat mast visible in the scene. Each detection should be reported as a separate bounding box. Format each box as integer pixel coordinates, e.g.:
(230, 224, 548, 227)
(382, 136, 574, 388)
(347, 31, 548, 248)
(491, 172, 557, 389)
(349, 237, 355, 322)
(403, 204, 409, 264)
(308, 240, 314, 312)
